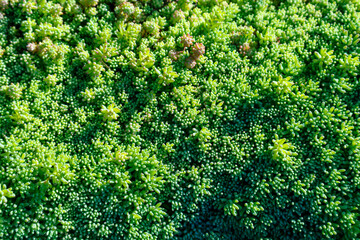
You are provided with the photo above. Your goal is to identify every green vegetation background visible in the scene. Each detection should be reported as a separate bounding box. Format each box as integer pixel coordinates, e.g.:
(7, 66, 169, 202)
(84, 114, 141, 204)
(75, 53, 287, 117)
(0, 0, 360, 239)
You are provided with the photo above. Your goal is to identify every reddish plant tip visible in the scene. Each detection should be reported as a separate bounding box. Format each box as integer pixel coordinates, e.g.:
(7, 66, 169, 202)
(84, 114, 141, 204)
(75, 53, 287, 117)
(191, 42, 205, 60)
(239, 42, 251, 56)
(180, 34, 195, 48)
(173, 9, 185, 22)
(185, 57, 196, 69)
(169, 50, 183, 61)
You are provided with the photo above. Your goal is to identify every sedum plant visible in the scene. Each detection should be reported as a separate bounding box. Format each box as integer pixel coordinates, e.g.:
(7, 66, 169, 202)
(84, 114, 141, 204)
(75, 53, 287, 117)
(100, 103, 121, 121)
(0, 83, 23, 99)
(0, 184, 15, 205)
(0, 0, 359, 239)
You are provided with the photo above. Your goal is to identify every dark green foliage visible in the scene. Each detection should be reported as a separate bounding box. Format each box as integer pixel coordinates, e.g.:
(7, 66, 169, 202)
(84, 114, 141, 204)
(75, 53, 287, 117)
(0, 0, 360, 239)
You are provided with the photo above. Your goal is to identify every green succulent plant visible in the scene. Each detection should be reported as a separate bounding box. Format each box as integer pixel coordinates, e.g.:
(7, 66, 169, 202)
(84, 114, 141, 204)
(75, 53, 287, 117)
(0, 0, 359, 239)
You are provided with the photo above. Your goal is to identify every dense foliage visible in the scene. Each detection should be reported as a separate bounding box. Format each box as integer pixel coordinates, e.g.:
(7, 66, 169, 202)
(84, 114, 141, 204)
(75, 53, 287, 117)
(0, 0, 360, 239)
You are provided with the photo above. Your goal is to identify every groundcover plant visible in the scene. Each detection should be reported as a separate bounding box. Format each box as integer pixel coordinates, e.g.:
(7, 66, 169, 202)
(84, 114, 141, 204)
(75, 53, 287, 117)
(0, 0, 359, 239)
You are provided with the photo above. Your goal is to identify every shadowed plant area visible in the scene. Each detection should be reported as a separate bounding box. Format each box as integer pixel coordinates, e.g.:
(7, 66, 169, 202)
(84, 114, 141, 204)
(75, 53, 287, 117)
(0, 0, 360, 239)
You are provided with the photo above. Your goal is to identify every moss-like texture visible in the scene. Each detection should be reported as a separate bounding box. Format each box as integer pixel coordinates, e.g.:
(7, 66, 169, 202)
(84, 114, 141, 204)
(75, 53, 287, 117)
(0, 0, 359, 239)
